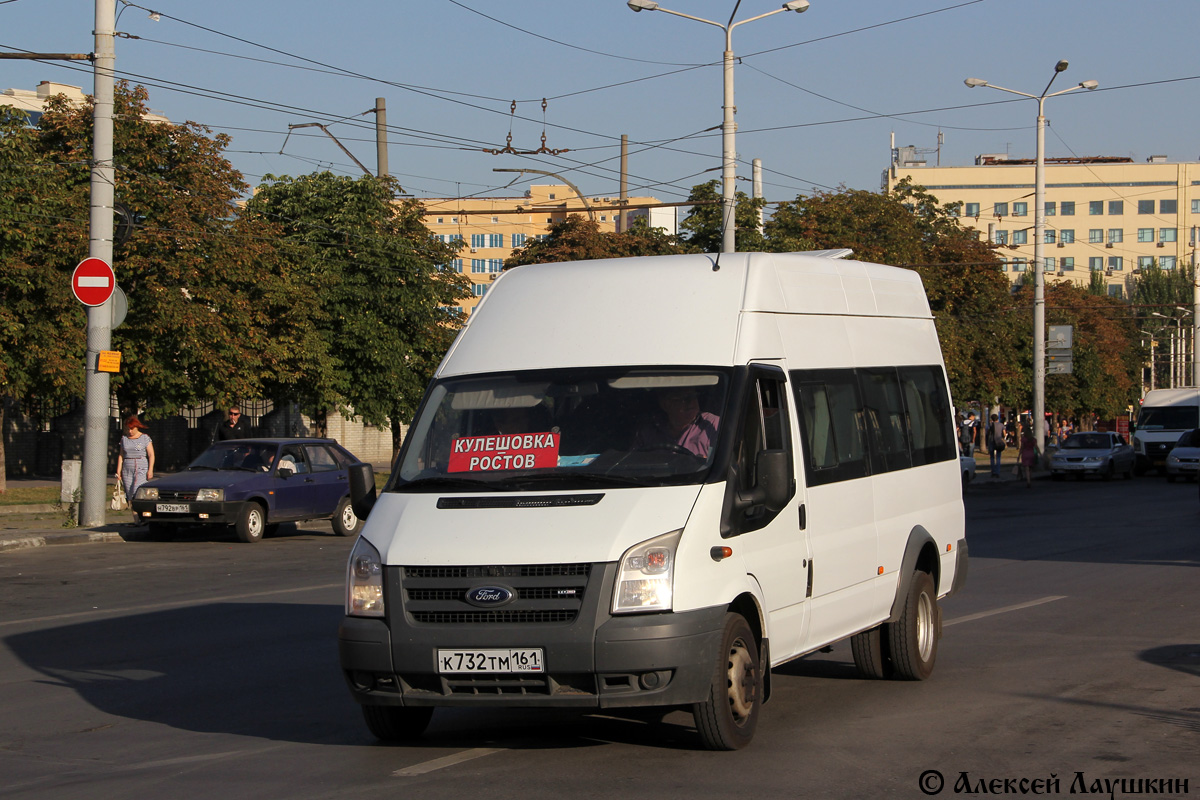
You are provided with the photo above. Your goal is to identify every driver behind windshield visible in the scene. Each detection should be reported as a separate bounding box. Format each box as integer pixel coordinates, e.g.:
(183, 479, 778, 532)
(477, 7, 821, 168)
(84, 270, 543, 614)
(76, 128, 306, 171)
(633, 387, 720, 458)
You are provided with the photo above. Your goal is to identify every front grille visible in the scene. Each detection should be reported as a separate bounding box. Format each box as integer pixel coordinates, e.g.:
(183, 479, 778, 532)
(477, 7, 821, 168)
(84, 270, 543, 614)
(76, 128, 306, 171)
(400, 563, 592, 625)
(157, 490, 198, 501)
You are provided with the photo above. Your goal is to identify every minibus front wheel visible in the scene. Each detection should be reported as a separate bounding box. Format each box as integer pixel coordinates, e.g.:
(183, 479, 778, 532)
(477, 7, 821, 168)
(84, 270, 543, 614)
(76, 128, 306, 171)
(693, 613, 762, 750)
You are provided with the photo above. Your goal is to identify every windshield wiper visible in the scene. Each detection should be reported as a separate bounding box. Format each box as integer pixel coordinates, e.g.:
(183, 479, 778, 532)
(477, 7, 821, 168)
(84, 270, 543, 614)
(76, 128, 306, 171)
(188, 465, 219, 471)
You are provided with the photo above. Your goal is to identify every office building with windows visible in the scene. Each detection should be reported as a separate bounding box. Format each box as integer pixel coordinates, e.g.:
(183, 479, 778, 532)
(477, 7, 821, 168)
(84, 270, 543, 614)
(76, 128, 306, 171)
(422, 184, 673, 314)
(2, 80, 171, 125)
(884, 150, 1199, 297)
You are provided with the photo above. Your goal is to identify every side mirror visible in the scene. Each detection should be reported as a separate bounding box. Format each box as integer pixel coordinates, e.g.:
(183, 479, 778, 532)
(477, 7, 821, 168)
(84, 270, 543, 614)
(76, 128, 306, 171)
(732, 449, 793, 513)
(277, 464, 295, 478)
(753, 449, 793, 512)
(348, 463, 377, 520)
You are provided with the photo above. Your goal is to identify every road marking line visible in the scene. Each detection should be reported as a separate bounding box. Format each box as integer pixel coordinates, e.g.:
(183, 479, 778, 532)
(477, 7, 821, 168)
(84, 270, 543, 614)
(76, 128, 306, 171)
(0, 583, 342, 629)
(944, 595, 1067, 627)
(393, 748, 501, 777)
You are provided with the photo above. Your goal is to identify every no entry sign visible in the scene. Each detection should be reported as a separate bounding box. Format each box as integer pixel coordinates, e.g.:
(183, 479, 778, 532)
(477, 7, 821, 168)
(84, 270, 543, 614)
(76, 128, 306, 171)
(71, 258, 116, 306)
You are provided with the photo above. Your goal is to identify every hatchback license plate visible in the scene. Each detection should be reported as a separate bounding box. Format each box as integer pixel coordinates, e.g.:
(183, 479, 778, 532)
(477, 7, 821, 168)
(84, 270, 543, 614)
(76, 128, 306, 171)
(437, 649, 544, 673)
(155, 503, 190, 514)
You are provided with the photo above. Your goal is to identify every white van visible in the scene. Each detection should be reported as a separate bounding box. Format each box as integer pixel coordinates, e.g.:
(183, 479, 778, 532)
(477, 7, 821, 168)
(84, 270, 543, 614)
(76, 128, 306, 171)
(339, 252, 967, 750)
(1132, 388, 1200, 475)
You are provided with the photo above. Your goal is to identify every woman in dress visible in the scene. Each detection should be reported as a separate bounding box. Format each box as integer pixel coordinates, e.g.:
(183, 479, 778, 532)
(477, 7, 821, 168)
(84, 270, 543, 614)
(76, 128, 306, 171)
(115, 415, 155, 525)
(1018, 426, 1037, 488)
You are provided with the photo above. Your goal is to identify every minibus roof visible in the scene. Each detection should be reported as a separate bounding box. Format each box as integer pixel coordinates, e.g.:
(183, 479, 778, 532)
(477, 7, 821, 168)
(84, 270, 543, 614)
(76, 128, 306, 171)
(438, 251, 933, 376)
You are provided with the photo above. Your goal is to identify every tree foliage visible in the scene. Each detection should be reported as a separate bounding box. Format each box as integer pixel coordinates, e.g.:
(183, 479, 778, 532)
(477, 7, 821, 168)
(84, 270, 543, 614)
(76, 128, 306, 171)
(505, 214, 691, 267)
(245, 172, 470, 452)
(763, 179, 1022, 406)
(678, 180, 769, 253)
(1033, 281, 1142, 420)
(7, 83, 334, 419)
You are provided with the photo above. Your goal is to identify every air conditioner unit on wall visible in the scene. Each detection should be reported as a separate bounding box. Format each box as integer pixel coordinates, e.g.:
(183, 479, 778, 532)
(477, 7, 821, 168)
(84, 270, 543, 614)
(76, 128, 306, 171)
(1157, 241, 1165, 248)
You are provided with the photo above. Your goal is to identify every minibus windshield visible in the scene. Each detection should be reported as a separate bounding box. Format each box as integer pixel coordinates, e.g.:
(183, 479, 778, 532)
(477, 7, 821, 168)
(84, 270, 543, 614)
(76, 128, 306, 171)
(1136, 406, 1200, 431)
(394, 367, 731, 491)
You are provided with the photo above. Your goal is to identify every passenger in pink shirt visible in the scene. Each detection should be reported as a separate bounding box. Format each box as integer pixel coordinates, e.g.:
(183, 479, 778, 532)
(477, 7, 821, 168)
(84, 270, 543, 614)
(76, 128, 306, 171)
(634, 387, 720, 458)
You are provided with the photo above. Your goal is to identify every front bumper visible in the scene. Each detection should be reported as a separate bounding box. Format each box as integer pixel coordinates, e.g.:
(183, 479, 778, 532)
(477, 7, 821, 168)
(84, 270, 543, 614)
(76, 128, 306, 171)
(130, 499, 250, 526)
(1166, 459, 1199, 476)
(338, 561, 727, 710)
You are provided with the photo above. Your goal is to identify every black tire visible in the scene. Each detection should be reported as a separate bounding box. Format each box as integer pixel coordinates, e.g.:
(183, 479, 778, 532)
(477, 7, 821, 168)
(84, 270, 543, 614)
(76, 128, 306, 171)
(235, 502, 266, 543)
(362, 705, 433, 742)
(692, 613, 762, 750)
(332, 496, 361, 537)
(850, 625, 892, 679)
(1134, 459, 1148, 477)
(888, 571, 939, 681)
(1102, 463, 1115, 482)
(1051, 472, 1064, 482)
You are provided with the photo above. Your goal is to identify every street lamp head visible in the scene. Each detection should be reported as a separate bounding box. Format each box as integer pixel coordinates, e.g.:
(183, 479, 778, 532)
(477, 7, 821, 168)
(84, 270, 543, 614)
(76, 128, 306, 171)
(1054, 59, 1069, 73)
(1079, 79, 1099, 91)
(627, 0, 658, 11)
(964, 78, 988, 88)
(783, 0, 810, 11)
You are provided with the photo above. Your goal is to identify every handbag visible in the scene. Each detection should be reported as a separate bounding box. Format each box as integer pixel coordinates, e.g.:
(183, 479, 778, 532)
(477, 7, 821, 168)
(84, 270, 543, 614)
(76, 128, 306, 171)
(111, 482, 127, 511)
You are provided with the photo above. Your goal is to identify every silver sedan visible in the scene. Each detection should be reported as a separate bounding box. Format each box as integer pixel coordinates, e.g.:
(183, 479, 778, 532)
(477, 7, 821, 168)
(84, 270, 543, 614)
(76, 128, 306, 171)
(1050, 432, 1135, 481)
(1165, 428, 1200, 482)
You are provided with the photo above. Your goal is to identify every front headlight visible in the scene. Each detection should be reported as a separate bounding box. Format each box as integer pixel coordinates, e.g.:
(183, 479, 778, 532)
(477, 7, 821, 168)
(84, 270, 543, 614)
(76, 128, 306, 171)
(135, 486, 158, 500)
(346, 537, 385, 617)
(1083, 456, 1101, 463)
(195, 488, 224, 502)
(612, 530, 682, 615)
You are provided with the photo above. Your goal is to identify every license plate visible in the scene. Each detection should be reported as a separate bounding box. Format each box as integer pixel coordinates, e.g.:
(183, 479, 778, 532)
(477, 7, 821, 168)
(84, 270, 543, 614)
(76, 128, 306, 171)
(437, 649, 544, 673)
(155, 503, 190, 513)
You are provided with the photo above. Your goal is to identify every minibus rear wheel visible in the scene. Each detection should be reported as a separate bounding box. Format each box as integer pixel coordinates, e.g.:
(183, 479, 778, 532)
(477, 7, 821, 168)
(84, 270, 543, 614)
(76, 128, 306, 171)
(693, 613, 762, 750)
(850, 625, 892, 679)
(362, 705, 433, 743)
(888, 570, 938, 681)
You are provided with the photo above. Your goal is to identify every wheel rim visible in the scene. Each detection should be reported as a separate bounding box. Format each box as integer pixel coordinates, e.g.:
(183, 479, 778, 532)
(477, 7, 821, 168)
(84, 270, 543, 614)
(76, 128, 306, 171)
(916, 591, 934, 662)
(247, 509, 263, 538)
(341, 503, 358, 531)
(725, 637, 757, 724)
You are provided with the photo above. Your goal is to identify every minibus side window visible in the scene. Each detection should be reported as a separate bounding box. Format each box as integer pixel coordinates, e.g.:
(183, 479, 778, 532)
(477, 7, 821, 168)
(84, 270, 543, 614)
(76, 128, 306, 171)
(726, 370, 794, 535)
(791, 370, 869, 487)
(859, 368, 912, 474)
(899, 365, 956, 466)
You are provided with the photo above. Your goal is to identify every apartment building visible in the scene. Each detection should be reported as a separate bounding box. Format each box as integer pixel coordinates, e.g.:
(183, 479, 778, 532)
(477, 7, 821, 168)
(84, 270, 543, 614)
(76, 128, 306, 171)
(2, 80, 171, 124)
(422, 184, 674, 314)
(884, 150, 1199, 297)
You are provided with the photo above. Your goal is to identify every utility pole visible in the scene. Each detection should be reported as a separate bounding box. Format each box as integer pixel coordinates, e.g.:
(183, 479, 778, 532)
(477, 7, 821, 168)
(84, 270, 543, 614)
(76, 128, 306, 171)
(80, 0, 117, 527)
(373, 98, 388, 179)
(619, 134, 628, 233)
(1193, 227, 1199, 386)
(752, 158, 764, 237)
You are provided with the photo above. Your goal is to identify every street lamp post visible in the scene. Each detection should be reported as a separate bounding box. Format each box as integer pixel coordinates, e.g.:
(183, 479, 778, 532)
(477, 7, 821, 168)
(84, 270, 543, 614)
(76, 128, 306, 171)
(628, 0, 809, 254)
(965, 62, 1097, 455)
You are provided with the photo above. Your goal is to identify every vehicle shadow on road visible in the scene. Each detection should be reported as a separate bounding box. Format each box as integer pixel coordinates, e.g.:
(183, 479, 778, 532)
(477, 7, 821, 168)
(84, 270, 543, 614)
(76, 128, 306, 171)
(5, 602, 362, 745)
(5, 603, 704, 750)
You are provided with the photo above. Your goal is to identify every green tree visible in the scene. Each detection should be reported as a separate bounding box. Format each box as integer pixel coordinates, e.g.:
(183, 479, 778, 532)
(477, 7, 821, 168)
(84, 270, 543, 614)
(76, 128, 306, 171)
(1130, 261, 1195, 390)
(1033, 281, 1141, 421)
(0, 107, 84, 492)
(505, 214, 691, 267)
(245, 172, 470, 455)
(679, 180, 768, 253)
(21, 83, 333, 419)
(764, 180, 1022, 406)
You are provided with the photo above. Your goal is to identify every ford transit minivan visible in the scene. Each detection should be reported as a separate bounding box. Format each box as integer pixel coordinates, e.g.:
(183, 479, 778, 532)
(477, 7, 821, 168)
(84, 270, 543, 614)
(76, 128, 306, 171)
(338, 251, 968, 750)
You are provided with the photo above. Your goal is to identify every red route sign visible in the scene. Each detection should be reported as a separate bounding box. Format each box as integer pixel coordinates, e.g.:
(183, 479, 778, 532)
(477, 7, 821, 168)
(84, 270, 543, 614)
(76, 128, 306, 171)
(71, 257, 116, 306)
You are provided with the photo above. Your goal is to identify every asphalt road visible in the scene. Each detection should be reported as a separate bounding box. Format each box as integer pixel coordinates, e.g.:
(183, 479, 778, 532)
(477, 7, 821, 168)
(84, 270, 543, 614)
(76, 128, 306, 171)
(0, 477, 1196, 800)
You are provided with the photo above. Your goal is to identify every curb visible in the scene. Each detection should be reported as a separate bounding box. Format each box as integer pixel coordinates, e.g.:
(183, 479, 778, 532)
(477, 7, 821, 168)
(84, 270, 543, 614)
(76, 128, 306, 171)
(0, 529, 130, 552)
(0, 504, 61, 515)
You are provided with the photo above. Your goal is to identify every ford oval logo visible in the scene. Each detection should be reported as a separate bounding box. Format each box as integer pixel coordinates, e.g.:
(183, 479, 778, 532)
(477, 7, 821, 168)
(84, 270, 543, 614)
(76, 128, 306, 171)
(466, 586, 514, 607)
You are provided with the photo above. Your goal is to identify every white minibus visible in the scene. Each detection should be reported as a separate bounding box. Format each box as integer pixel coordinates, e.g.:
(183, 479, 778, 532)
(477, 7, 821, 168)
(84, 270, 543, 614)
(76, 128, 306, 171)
(1132, 388, 1200, 475)
(339, 251, 967, 750)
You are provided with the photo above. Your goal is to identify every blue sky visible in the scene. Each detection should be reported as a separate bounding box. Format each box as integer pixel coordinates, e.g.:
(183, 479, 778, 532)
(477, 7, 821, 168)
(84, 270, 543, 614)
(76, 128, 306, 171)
(3, 0, 1198, 208)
